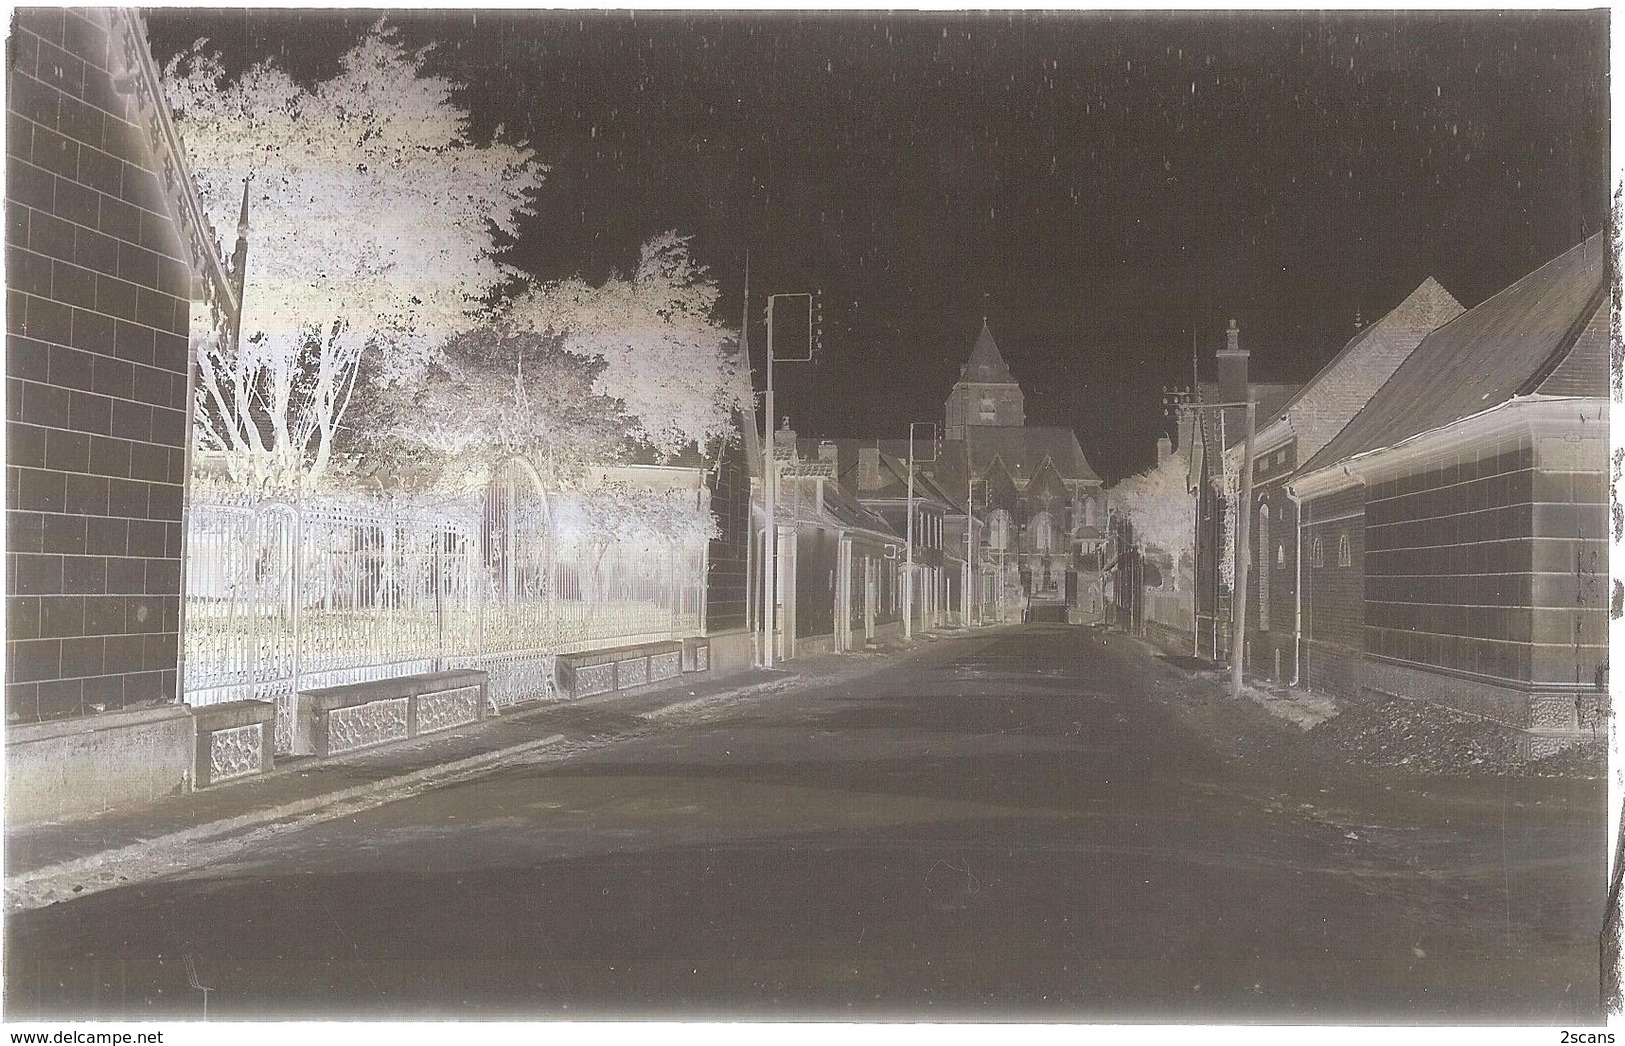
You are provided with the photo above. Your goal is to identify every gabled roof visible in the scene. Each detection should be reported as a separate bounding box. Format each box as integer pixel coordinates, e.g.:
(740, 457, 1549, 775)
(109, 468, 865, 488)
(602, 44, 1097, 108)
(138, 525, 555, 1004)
(1300, 233, 1609, 475)
(958, 320, 1017, 384)
(965, 426, 1101, 485)
(793, 438, 960, 508)
(1242, 277, 1464, 466)
(1195, 381, 1304, 456)
(773, 473, 899, 540)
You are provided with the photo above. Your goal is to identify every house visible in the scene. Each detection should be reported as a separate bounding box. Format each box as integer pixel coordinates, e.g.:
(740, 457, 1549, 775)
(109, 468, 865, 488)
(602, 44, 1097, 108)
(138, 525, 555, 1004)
(6, 9, 244, 821)
(1286, 233, 1609, 748)
(757, 423, 903, 659)
(797, 438, 965, 633)
(1219, 278, 1465, 681)
(1186, 322, 1305, 660)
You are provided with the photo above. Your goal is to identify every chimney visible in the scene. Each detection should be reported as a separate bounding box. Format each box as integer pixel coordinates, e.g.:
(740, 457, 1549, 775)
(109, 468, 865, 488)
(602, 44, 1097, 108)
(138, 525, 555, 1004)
(774, 416, 797, 461)
(1157, 435, 1172, 465)
(818, 441, 839, 465)
(1217, 318, 1248, 408)
(858, 446, 882, 491)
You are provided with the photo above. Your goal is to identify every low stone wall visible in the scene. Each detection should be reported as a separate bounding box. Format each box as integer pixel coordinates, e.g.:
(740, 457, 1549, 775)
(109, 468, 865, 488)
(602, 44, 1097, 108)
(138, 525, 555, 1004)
(1144, 618, 1194, 655)
(6, 705, 193, 825)
(704, 628, 755, 676)
(294, 670, 489, 758)
(192, 699, 276, 788)
(794, 633, 836, 658)
(555, 641, 684, 700)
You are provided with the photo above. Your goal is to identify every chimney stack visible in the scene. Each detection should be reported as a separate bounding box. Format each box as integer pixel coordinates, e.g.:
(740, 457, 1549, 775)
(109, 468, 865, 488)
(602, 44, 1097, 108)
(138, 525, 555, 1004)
(1217, 318, 1249, 408)
(774, 417, 797, 461)
(858, 446, 883, 491)
(818, 441, 839, 465)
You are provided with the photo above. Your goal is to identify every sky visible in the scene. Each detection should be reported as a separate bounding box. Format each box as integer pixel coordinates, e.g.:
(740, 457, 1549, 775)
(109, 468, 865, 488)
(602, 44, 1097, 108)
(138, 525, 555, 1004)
(145, 8, 1611, 483)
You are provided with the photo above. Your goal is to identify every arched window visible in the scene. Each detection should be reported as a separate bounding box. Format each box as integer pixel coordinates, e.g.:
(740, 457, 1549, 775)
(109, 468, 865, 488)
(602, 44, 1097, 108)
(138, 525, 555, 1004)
(1033, 511, 1055, 554)
(1083, 496, 1097, 528)
(1257, 504, 1270, 631)
(989, 509, 1012, 551)
(978, 397, 997, 422)
(1312, 535, 1324, 568)
(1338, 531, 1352, 567)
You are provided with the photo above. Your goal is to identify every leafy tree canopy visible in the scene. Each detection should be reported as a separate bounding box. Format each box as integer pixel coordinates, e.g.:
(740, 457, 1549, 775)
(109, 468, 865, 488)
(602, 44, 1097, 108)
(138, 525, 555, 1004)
(165, 21, 545, 490)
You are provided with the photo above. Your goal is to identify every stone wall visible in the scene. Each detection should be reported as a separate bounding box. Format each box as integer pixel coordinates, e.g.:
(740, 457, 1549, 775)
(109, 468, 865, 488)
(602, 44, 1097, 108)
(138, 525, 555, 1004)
(7, 9, 193, 727)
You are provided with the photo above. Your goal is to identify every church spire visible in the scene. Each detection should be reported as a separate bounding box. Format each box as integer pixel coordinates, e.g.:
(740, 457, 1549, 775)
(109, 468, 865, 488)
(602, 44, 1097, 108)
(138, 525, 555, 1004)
(962, 318, 1016, 383)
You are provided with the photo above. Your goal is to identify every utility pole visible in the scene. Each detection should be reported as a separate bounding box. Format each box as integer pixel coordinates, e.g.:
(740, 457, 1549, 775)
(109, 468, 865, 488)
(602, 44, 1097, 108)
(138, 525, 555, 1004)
(1229, 400, 1257, 703)
(1170, 396, 1256, 701)
(759, 291, 814, 669)
(903, 422, 935, 640)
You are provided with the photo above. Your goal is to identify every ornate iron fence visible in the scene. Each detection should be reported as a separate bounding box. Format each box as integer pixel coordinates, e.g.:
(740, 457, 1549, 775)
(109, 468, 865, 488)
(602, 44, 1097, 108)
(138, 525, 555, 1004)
(183, 470, 706, 754)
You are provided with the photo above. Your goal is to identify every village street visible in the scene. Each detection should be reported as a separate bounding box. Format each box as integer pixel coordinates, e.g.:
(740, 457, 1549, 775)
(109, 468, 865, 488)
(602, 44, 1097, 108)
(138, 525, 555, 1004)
(5, 624, 1607, 1024)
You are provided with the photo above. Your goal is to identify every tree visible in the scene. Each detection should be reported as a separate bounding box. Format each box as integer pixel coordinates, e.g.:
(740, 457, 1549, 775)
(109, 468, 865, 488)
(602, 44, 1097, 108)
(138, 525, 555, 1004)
(1111, 441, 1197, 588)
(344, 323, 636, 491)
(507, 231, 748, 457)
(163, 22, 545, 491)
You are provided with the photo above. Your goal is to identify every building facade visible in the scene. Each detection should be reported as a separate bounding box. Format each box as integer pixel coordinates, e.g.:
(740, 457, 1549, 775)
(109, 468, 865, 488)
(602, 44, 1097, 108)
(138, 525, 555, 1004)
(1288, 234, 1609, 746)
(7, 8, 240, 820)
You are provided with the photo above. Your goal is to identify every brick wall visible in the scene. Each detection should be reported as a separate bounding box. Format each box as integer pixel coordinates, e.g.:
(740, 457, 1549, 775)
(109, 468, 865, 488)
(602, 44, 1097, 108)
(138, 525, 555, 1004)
(1245, 476, 1297, 682)
(1302, 486, 1365, 696)
(7, 9, 192, 724)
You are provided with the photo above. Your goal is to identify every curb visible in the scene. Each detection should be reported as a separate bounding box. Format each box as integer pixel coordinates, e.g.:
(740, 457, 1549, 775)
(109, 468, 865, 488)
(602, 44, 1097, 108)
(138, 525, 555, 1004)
(4, 732, 567, 913)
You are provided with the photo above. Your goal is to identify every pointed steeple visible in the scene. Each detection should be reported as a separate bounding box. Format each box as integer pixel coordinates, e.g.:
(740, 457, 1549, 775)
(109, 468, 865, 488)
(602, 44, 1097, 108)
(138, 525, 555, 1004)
(945, 317, 1025, 439)
(962, 319, 1015, 383)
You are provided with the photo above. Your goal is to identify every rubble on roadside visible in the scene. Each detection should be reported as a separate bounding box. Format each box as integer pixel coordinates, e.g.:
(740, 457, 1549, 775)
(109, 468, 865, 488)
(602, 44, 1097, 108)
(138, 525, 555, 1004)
(1300, 691, 1606, 779)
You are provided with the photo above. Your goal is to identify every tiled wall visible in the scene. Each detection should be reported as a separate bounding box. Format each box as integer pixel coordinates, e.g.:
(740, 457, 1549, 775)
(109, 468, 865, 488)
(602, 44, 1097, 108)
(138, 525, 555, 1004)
(7, 9, 192, 724)
(1364, 436, 1607, 688)
(1303, 486, 1365, 696)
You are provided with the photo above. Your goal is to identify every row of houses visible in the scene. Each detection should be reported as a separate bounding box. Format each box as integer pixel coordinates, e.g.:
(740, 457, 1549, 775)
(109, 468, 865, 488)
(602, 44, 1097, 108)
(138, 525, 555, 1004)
(1114, 234, 1610, 749)
(732, 321, 1110, 663)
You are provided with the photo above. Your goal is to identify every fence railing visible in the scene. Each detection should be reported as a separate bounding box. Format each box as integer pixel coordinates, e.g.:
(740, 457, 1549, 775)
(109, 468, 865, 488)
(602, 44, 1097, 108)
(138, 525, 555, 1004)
(183, 480, 706, 754)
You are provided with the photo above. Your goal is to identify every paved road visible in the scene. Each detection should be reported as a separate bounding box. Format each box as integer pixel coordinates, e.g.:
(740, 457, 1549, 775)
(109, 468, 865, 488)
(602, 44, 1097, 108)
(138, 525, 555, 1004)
(5, 625, 1607, 1022)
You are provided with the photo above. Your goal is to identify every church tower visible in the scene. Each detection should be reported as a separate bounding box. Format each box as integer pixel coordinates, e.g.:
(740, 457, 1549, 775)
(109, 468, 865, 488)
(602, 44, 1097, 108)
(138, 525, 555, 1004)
(945, 319, 1026, 439)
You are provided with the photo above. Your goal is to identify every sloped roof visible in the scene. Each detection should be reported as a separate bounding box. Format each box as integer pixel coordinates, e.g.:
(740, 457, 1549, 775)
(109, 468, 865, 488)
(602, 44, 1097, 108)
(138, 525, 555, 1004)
(959, 320, 1017, 383)
(1301, 233, 1609, 475)
(1244, 277, 1464, 465)
(966, 425, 1102, 485)
(793, 438, 960, 508)
(774, 473, 899, 539)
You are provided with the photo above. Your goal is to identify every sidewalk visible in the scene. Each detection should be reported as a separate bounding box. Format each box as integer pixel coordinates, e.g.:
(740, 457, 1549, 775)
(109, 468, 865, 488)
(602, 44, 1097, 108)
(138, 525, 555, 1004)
(2, 659, 821, 913)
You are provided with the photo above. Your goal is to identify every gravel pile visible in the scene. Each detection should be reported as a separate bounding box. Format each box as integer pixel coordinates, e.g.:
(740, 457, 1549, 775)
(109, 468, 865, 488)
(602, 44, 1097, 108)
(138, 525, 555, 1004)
(1303, 692, 1606, 778)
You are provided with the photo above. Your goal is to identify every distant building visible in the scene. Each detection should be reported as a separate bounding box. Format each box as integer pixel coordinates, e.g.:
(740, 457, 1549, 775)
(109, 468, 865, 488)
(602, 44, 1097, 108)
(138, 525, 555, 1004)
(925, 321, 1106, 623)
(1288, 234, 1608, 747)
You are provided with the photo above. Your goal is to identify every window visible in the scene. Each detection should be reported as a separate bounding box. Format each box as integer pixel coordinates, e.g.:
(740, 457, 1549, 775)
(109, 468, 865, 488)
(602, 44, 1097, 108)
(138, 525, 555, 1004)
(1257, 504, 1270, 631)
(979, 397, 997, 422)
(1277, 543, 1285, 567)
(990, 509, 1012, 551)
(1312, 536, 1324, 568)
(1338, 531, 1352, 567)
(1033, 511, 1054, 554)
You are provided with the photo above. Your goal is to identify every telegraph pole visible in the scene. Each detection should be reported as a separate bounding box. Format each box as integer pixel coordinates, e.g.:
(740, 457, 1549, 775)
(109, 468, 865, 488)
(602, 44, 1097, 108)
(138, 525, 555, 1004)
(759, 291, 815, 669)
(1169, 396, 1256, 701)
